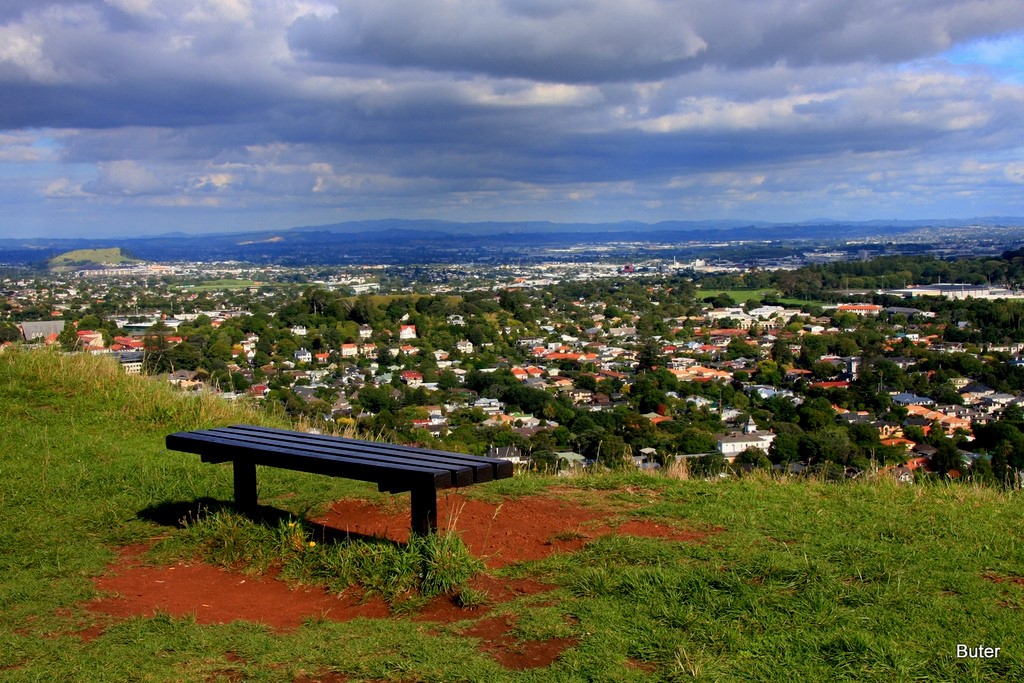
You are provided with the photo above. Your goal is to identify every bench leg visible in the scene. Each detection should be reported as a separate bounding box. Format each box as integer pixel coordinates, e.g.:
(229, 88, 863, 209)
(233, 460, 258, 512)
(410, 485, 438, 536)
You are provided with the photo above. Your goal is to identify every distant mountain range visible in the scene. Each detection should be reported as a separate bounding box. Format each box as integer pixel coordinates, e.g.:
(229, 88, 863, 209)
(1, 217, 1022, 268)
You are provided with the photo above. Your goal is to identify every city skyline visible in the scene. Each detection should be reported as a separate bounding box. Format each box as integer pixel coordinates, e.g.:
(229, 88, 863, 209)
(2, 0, 1024, 238)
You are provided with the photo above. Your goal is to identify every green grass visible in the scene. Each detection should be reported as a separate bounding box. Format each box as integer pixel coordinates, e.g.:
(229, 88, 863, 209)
(179, 278, 261, 292)
(155, 510, 482, 602)
(697, 289, 832, 309)
(697, 288, 780, 304)
(3, 349, 1024, 681)
(777, 297, 833, 308)
(47, 247, 137, 270)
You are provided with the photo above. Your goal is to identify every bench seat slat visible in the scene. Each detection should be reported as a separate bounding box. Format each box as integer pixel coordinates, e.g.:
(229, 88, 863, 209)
(207, 426, 493, 483)
(166, 432, 457, 490)
(189, 429, 476, 486)
(224, 424, 513, 480)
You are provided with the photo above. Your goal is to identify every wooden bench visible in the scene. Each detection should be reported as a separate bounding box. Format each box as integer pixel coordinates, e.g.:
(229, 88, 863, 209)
(166, 424, 514, 535)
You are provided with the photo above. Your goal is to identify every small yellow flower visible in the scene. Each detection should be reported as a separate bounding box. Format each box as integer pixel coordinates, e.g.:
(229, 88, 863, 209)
(288, 522, 296, 528)
(308, 541, 316, 548)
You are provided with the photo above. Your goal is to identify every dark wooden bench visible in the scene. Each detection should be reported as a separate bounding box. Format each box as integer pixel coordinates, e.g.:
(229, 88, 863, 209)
(166, 424, 514, 535)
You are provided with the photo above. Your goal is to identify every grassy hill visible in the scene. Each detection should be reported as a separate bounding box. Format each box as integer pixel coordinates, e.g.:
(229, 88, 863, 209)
(47, 247, 139, 271)
(2, 349, 1024, 681)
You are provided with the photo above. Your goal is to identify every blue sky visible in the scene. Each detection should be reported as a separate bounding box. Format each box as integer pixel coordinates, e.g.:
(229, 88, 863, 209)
(1, 0, 1024, 238)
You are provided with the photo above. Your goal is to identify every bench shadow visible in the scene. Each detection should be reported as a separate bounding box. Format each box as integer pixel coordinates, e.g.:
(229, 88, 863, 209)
(137, 499, 405, 548)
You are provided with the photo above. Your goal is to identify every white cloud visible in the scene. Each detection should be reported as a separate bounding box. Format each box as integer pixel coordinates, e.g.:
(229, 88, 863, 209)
(42, 178, 87, 197)
(0, 24, 60, 82)
(103, 0, 160, 17)
(188, 172, 233, 191)
(181, 0, 253, 25)
(85, 160, 168, 195)
(1005, 163, 1024, 184)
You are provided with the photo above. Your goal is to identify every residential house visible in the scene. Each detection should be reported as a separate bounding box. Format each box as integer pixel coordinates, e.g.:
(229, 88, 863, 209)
(113, 350, 144, 375)
(893, 392, 935, 407)
(555, 451, 587, 470)
(487, 445, 527, 465)
(77, 330, 106, 352)
(473, 397, 504, 414)
(836, 304, 882, 316)
(168, 369, 203, 389)
(400, 370, 424, 387)
(716, 417, 775, 460)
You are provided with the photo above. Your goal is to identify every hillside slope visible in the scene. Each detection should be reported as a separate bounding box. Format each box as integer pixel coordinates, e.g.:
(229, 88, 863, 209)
(47, 247, 139, 271)
(2, 349, 1024, 681)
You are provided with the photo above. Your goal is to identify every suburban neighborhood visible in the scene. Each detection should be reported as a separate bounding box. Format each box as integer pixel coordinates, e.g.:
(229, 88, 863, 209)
(5, 249, 1024, 485)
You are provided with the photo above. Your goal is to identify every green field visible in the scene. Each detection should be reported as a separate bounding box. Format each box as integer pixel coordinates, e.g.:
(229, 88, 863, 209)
(697, 289, 832, 309)
(3, 349, 1024, 681)
(180, 279, 261, 292)
(694, 289, 777, 303)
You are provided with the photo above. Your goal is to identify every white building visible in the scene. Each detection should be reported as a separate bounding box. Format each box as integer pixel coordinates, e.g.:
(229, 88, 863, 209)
(716, 418, 775, 460)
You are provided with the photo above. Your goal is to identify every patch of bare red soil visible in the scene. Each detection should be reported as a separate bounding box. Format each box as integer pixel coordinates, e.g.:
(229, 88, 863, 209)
(292, 673, 350, 683)
(626, 658, 658, 672)
(613, 519, 719, 542)
(983, 572, 1024, 586)
(461, 614, 577, 670)
(83, 493, 716, 635)
(316, 493, 716, 569)
(86, 545, 388, 632)
(293, 675, 396, 683)
(316, 494, 600, 568)
(413, 574, 556, 623)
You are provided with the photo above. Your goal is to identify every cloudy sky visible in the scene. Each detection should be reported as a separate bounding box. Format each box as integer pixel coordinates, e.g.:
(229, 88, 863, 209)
(2, 0, 1024, 237)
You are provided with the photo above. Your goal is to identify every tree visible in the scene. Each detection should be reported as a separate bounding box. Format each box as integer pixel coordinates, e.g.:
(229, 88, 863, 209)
(672, 427, 716, 455)
(596, 435, 631, 469)
(970, 456, 995, 484)
(0, 323, 20, 343)
(848, 422, 881, 462)
(206, 334, 233, 363)
(530, 449, 559, 473)
(58, 323, 79, 352)
(991, 445, 1012, 488)
(798, 397, 836, 431)
(629, 374, 665, 414)
(769, 430, 801, 464)
(690, 451, 727, 477)
(438, 370, 460, 391)
(931, 438, 965, 476)
(753, 360, 783, 386)
(734, 446, 771, 470)
(167, 340, 202, 370)
(798, 427, 853, 466)
(77, 314, 103, 331)
(357, 385, 394, 414)
(636, 337, 663, 372)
